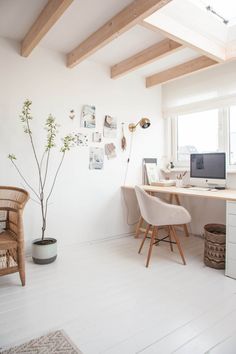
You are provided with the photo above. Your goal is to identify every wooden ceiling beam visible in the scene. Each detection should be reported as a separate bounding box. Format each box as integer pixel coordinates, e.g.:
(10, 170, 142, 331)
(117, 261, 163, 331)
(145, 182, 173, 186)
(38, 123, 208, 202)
(111, 39, 183, 79)
(146, 56, 218, 87)
(21, 0, 73, 57)
(67, 0, 173, 68)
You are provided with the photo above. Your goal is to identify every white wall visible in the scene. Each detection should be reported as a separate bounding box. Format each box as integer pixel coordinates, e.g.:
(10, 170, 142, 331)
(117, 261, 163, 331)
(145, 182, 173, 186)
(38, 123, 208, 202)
(162, 62, 236, 235)
(0, 37, 163, 251)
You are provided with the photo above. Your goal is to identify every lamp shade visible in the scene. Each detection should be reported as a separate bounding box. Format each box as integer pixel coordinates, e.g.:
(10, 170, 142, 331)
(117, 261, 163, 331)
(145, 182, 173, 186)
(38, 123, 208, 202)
(140, 118, 151, 129)
(128, 118, 151, 132)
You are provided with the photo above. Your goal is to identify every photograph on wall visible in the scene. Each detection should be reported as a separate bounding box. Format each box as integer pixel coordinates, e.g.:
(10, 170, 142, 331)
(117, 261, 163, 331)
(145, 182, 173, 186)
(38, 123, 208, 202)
(81, 105, 96, 128)
(105, 143, 117, 159)
(92, 131, 102, 143)
(89, 147, 104, 170)
(75, 133, 89, 147)
(103, 115, 117, 138)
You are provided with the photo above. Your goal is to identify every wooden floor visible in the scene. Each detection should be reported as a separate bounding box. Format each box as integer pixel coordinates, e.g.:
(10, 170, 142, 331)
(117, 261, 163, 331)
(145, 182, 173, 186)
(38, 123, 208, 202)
(0, 234, 236, 354)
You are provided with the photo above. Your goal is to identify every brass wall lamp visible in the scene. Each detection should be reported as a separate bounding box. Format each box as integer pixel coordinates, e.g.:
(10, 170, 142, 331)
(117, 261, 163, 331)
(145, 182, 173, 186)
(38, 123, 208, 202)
(128, 118, 151, 132)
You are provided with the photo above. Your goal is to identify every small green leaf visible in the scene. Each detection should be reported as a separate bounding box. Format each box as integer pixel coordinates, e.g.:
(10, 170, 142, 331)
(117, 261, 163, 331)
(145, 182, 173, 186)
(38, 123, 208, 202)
(8, 154, 17, 161)
(61, 134, 76, 153)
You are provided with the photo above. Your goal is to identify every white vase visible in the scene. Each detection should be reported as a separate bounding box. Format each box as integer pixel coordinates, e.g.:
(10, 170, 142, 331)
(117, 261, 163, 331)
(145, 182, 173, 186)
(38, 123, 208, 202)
(32, 238, 57, 264)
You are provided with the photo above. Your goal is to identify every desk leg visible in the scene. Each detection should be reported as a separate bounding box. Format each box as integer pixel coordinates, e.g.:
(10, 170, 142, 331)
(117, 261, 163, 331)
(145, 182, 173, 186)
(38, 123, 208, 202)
(172, 194, 189, 237)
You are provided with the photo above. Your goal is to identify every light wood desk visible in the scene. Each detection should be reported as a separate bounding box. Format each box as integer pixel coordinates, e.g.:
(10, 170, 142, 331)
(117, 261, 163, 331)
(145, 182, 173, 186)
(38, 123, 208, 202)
(140, 185, 236, 201)
(124, 185, 236, 279)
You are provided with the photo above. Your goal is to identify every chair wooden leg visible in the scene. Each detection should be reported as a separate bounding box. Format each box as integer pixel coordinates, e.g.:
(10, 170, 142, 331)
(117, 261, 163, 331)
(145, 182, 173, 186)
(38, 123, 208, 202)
(146, 226, 157, 268)
(135, 217, 143, 238)
(168, 226, 173, 252)
(138, 224, 150, 254)
(18, 244, 26, 286)
(170, 226, 186, 265)
(154, 226, 159, 246)
(6, 251, 10, 268)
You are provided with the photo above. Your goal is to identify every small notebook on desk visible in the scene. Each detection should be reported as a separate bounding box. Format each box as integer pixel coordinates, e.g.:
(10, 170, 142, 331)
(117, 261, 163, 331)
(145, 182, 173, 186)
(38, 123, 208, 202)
(143, 158, 158, 185)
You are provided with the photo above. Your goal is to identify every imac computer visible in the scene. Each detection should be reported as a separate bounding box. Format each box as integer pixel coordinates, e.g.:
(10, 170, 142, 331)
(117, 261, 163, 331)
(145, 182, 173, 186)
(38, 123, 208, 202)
(190, 152, 226, 189)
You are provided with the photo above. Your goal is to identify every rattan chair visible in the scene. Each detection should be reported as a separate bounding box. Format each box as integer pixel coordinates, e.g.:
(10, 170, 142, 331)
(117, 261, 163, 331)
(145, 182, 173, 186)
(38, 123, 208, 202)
(0, 186, 29, 286)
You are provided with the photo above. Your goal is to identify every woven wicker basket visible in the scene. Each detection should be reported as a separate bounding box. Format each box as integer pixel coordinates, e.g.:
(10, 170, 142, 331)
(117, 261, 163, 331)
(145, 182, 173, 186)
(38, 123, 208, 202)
(204, 224, 226, 269)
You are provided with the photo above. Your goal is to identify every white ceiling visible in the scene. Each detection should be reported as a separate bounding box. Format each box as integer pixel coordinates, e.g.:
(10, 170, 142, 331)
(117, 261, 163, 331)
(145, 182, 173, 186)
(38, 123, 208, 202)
(191, 0, 236, 27)
(0, 0, 199, 77)
(0, 0, 235, 78)
(0, 0, 48, 40)
(90, 25, 164, 67)
(158, 0, 227, 44)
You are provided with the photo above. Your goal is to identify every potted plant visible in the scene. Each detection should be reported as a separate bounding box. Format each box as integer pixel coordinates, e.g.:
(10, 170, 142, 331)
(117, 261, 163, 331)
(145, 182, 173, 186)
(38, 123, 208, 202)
(8, 100, 75, 264)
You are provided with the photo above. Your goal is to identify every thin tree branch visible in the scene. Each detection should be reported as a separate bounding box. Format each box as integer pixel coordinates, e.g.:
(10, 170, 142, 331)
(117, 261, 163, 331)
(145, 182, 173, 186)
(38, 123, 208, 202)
(44, 153, 65, 223)
(40, 150, 46, 169)
(25, 117, 46, 239)
(30, 197, 41, 205)
(26, 118, 44, 193)
(42, 149, 50, 190)
(10, 160, 40, 199)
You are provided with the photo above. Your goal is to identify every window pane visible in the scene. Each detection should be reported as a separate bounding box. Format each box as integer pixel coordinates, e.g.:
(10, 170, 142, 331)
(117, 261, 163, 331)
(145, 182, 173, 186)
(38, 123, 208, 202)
(230, 106, 236, 165)
(177, 110, 219, 161)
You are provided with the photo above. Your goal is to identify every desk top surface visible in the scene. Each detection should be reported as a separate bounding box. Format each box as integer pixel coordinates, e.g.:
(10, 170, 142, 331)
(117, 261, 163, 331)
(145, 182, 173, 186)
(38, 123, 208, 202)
(123, 185, 236, 201)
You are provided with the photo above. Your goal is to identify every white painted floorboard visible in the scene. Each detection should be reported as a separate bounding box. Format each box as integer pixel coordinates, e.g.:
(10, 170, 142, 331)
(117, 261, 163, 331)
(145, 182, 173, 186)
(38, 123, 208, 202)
(0, 234, 236, 354)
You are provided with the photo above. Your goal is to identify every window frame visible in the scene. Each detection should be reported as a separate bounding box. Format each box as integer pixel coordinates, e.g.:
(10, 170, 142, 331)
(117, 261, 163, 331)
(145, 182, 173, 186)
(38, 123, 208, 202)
(168, 107, 235, 169)
(229, 106, 236, 166)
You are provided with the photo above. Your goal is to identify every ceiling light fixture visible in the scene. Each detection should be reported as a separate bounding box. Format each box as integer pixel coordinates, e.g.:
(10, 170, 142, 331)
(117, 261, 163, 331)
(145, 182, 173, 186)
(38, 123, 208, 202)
(206, 5, 229, 25)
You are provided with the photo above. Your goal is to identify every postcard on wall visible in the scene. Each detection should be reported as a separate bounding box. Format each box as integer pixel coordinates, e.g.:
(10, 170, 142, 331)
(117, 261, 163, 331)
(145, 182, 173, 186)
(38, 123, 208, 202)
(103, 115, 117, 138)
(89, 147, 104, 170)
(92, 132, 102, 143)
(105, 143, 116, 159)
(81, 105, 96, 128)
(75, 133, 89, 147)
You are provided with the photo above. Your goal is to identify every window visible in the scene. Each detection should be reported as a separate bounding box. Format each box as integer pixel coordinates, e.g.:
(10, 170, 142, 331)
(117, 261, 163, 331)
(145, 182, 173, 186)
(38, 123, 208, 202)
(176, 110, 219, 162)
(229, 106, 236, 165)
(169, 105, 236, 167)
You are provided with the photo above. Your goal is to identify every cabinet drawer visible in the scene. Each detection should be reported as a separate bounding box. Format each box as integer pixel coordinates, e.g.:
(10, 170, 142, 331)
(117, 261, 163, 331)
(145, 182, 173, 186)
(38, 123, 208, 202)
(227, 202, 236, 215)
(226, 259, 236, 279)
(227, 214, 236, 227)
(228, 225, 236, 243)
(227, 242, 236, 260)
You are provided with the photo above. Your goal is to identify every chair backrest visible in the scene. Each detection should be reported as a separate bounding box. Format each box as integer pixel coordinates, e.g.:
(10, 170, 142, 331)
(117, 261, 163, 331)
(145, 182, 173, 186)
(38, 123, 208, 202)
(135, 185, 191, 226)
(0, 186, 29, 211)
(0, 187, 29, 236)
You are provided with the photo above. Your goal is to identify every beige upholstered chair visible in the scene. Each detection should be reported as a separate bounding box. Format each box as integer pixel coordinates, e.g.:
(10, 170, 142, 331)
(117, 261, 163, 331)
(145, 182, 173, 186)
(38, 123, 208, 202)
(0, 186, 29, 286)
(135, 186, 191, 267)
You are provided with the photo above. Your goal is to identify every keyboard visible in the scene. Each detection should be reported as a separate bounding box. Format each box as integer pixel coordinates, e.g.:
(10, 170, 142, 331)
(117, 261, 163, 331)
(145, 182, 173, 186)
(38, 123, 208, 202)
(188, 187, 210, 191)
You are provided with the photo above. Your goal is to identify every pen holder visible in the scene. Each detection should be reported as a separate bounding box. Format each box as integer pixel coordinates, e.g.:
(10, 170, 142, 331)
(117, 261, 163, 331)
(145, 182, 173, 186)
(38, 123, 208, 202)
(176, 179, 184, 188)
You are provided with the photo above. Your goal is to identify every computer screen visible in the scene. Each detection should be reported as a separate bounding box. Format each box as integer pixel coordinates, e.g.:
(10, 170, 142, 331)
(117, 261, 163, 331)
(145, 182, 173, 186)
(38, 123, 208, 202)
(190, 153, 226, 179)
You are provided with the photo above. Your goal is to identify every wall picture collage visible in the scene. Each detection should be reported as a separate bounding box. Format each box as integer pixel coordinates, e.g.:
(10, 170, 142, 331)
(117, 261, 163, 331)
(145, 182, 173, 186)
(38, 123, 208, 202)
(70, 105, 119, 170)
